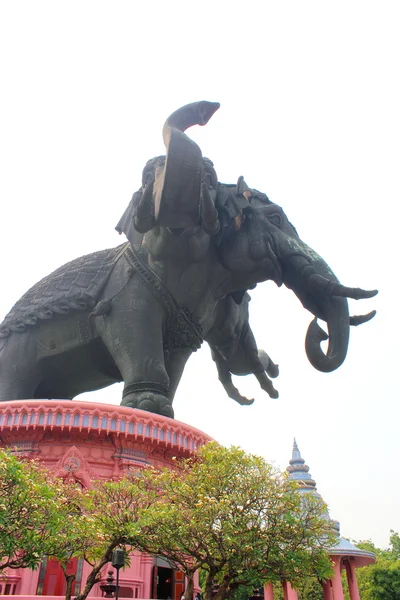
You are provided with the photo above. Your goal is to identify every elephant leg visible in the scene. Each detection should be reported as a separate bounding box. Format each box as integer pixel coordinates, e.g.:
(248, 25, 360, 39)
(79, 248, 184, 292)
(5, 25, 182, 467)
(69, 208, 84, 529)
(211, 348, 254, 406)
(253, 370, 279, 399)
(0, 374, 38, 401)
(0, 338, 40, 401)
(236, 324, 279, 399)
(164, 347, 193, 402)
(95, 283, 173, 418)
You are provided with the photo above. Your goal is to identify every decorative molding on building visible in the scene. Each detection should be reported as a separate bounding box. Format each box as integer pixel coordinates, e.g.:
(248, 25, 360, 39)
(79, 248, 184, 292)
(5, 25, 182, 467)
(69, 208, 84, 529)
(0, 400, 213, 457)
(53, 445, 96, 487)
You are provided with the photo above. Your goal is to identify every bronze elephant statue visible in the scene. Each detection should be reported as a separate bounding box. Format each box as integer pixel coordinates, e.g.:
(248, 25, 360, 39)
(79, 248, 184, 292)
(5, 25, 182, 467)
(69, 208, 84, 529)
(0, 101, 377, 418)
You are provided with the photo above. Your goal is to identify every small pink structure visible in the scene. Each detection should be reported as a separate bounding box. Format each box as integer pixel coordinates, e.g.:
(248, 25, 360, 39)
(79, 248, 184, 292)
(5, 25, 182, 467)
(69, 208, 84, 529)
(262, 440, 375, 600)
(0, 400, 212, 600)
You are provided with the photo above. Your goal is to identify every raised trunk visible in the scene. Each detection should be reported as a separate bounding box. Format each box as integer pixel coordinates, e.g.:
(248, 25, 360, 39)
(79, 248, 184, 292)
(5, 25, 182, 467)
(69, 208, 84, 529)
(305, 295, 350, 372)
(154, 101, 219, 229)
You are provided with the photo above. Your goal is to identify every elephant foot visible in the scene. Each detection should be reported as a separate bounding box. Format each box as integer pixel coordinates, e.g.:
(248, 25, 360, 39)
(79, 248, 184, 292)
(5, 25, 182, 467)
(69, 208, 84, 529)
(234, 395, 255, 406)
(267, 361, 279, 379)
(221, 380, 254, 406)
(121, 391, 174, 419)
(255, 371, 279, 400)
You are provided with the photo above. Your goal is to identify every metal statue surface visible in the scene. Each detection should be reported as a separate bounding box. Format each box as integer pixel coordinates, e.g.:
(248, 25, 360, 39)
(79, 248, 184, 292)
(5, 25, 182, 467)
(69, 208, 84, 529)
(0, 102, 377, 418)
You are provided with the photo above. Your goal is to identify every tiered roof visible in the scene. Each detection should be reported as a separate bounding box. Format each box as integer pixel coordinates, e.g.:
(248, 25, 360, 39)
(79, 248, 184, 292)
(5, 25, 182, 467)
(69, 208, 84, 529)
(286, 439, 375, 567)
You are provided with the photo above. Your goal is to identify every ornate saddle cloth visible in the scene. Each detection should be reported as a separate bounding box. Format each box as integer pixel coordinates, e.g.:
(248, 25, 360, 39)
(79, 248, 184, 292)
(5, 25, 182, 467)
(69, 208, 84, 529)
(0, 244, 128, 338)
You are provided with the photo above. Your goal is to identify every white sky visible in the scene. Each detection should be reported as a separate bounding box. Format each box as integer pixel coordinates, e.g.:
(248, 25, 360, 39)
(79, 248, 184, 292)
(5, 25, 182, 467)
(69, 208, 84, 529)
(1, 1, 399, 549)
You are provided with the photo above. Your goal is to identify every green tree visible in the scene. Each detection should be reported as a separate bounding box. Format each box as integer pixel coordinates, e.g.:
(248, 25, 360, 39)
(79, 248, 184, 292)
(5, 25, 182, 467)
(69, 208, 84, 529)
(342, 532, 400, 600)
(0, 449, 66, 571)
(73, 469, 159, 600)
(371, 565, 400, 600)
(0, 450, 159, 600)
(389, 531, 400, 560)
(137, 443, 335, 600)
(45, 483, 101, 600)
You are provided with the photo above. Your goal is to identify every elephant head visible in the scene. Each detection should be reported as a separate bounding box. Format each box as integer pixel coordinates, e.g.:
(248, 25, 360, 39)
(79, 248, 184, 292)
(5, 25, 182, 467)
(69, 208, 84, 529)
(217, 196, 377, 373)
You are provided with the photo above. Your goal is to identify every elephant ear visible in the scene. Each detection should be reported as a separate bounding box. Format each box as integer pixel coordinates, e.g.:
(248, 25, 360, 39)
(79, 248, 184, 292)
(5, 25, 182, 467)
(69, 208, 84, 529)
(237, 175, 272, 206)
(215, 178, 254, 243)
(236, 176, 252, 200)
(153, 101, 220, 229)
(115, 190, 144, 250)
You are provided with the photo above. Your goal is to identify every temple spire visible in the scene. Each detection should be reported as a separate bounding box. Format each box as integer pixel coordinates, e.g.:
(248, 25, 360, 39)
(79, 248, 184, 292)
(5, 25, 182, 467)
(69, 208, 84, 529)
(287, 439, 340, 533)
(292, 438, 300, 459)
(287, 438, 318, 494)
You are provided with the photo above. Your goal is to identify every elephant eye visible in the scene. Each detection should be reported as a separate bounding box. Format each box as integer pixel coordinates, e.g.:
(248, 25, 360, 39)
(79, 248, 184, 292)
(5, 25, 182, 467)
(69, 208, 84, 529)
(203, 173, 214, 189)
(268, 214, 282, 227)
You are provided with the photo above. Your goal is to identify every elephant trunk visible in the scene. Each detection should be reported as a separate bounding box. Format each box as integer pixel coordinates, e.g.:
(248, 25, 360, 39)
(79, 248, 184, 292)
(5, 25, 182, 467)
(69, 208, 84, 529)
(285, 253, 377, 373)
(305, 298, 350, 372)
(154, 101, 220, 229)
(162, 101, 220, 141)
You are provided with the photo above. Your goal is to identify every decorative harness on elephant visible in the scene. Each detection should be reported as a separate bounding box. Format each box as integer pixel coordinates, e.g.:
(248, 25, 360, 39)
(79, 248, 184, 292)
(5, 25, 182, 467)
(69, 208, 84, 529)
(0, 242, 203, 354)
(123, 244, 203, 352)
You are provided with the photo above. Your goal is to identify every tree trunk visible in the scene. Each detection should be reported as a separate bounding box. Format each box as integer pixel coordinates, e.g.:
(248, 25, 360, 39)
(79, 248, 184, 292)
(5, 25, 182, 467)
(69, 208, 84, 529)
(205, 571, 217, 600)
(185, 573, 195, 600)
(212, 576, 231, 600)
(74, 545, 115, 600)
(204, 570, 231, 600)
(64, 573, 76, 600)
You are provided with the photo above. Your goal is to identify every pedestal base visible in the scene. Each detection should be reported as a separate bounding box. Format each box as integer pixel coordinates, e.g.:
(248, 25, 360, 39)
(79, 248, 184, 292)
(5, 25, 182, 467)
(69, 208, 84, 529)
(0, 399, 212, 598)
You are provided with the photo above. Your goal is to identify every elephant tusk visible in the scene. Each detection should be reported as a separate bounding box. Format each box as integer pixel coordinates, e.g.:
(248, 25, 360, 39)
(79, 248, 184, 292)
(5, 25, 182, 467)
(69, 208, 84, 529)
(289, 256, 379, 301)
(349, 310, 377, 326)
(305, 272, 378, 300)
(328, 282, 378, 300)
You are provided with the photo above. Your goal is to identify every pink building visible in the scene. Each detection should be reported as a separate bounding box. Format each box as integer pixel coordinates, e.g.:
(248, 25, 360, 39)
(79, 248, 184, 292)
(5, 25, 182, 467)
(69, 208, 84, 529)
(0, 402, 374, 600)
(0, 400, 211, 600)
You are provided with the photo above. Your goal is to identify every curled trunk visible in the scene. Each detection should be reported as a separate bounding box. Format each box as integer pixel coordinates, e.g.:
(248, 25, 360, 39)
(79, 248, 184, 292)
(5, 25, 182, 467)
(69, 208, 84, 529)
(285, 251, 375, 373)
(305, 296, 350, 372)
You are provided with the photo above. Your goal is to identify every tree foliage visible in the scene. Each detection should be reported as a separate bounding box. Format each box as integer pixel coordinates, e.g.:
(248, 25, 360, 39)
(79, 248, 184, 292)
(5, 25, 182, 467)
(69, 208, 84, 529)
(1, 444, 337, 600)
(0, 449, 67, 571)
(0, 450, 159, 600)
(136, 443, 335, 600)
(72, 469, 159, 600)
(44, 483, 101, 600)
(342, 532, 400, 600)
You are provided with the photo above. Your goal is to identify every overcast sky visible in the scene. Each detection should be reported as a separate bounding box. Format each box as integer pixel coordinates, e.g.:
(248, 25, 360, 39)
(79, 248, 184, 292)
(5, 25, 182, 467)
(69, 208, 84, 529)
(1, 1, 399, 549)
